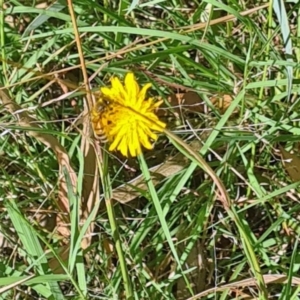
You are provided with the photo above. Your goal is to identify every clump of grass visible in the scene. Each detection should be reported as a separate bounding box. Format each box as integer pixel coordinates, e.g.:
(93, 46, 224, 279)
(1, 1, 300, 299)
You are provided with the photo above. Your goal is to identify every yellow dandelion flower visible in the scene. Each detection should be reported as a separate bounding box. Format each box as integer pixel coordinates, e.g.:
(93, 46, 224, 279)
(91, 73, 166, 157)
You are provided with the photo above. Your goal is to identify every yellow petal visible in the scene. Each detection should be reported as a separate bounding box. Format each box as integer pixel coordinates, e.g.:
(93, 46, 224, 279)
(114, 123, 128, 139)
(151, 120, 166, 132)
(143, 125, 158, 141)
(144, 114, 166, 131)
(129, 128, 141, 156)
(128, 142, 136, 157)
(137, 83, 152, 107)
(100, 87, 116, 101)
(138, 127, 152, 149)
(111, 77, 125, 93)
(118, 135, 129, 157)
(153, 99, 164, 110)
(111, 77, 126, 104)
(125, 73, 140, 105)
(109, 130, 123, 151)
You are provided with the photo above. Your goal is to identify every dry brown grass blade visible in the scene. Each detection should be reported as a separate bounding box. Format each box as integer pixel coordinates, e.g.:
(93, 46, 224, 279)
(186, 274, 300, 299)
(67, 0, 93, 111)
(67, 0, 100, 250)
(181, 3, 269, 32)
(165, 91, 204, 115)
(176, 239, 207, 299)
(48, 244, 70, 274)
(210, 94, 237, 114)
(0, 274, 35, 294)
(279, 145, 300, 182)
(80, 137, 100, 250)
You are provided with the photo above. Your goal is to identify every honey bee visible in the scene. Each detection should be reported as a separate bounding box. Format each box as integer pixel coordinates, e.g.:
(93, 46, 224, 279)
(91, 99, 111, 143)
(63, 95, 106, 141)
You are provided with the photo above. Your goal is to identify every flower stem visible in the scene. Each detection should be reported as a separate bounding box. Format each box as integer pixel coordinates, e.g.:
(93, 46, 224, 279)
(105, 197, 133, 299)
(101, 153, 133, 299)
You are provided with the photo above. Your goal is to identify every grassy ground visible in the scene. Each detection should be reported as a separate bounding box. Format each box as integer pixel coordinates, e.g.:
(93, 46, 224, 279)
(1, 0, 300, 299)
